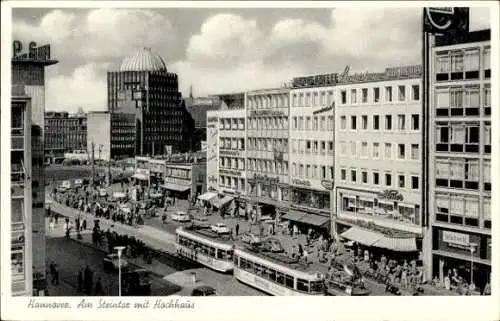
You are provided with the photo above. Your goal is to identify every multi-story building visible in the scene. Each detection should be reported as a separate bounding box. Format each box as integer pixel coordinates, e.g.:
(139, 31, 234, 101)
(185, 92, 221, 152)
(333, 66, 426, 268)
(10, 85, 33, 296)
(11, 40, 58, 295)
(44, 110, 87, 163)
(107, 47, 195, 155)
(246, 88, 290, 219)
(87, 111, 136, 161)
(428, 29, 491, 290)
(285, 74, 336, 235)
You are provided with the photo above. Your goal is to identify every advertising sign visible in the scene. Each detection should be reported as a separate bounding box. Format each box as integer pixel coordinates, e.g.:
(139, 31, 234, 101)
(423, 7, 469, 34)
(442, 230, 470, 247)
(12, 40, 51, 61)
(377, 190, 404, 201)
(292, 73, 338, 88)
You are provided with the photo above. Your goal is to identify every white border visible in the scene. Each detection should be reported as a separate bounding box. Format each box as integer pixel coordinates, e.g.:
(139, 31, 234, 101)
(1, 1, 499, 321)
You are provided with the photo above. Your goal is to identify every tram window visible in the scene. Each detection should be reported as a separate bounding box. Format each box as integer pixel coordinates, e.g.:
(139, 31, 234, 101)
(266, 268, 276, 282)
(276, 272, 285, 285)
(216, 250, 224, 259)
(224, 251, 233, 261)
(285, 275, 294, 289)
(254, 263, 264, 276)
(208, 248, 215, 258)
(296, 279, 310, 292)
(310, 281, 324, 293)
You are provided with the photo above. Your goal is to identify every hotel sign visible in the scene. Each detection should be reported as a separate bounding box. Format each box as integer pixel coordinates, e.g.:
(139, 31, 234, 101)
(292, 73, 338, 88)
(424, 7, 469, 34)
(251, 110, 285, 117)
(377, 189, 404, 201)
(12, 40, 51, 61)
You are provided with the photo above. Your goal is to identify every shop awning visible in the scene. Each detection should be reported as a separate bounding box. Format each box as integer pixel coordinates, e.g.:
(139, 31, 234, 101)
(298, 214, 330, 227)
(281, 210, 306, 222)
(161, 182, 190, 192)
(211, 195, 234, 208)
(132, 173, 148, 180)
(340, 227, 382, 246)
(374, 236, 417, 252)
(198, 192, 217, 202)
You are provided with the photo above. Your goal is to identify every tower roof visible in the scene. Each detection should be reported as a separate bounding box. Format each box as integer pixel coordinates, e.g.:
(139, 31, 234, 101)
(120, 47, 167, 72)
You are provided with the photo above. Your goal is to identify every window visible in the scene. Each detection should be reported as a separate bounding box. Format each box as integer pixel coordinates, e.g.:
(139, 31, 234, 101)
(350, 141, 357, 157)
(351, 169, 357, 182)
(327, 116, 334, 131)
(411, 176, 419, 189)
(361, 142, 368, 158)
(398, 175, 405, 188)
(398, 85, 406, 101)
(411, 144, 419, 160)
(398, 144, 405, 159)
(350, 89, 357, 104)
(373, 142, 380, 158)
(341, 91, 347, 104)
(385, 115, 392, 130)
(397, 114, 405, 130)
(373, 87, 380, 103)
(292, 163, 297, 176)
(483, 160, 491, 191)
(322, 166, 326, 179)
(484, 124, 491, 154)
(320, 117, 326, 131)
(451, 51, 464, 72)
(351, 116, 357, 130)
(305, 93, 311, 106)
(305, 117, 311, 130)
(362, 88, 368, 103)
(373, 115, 380, 130)
(341, 169, 347, 181)
(306, 164, 311, 178)
(483, 47, 491, 78)
(385, 86, 392, 102)
(340, 141, 347, 156)
(293, 117, 297, 130)
(385, 173, 392, 186)
(384, 143, 392, 159)
(362, 115, 368, 130)
(483, 198, 491, 228)
(306, 140, 311, 153)
(299, 164, 304, 176)
(484, 86, 491, 115)
(313, 140, 318, 153)
(373, 172, 380, 185)
(340, 116, 346, 130)
(362, 171, 368, 184)
(411, 114, 419, 130)
(412, 85, 420, 100)
(436, 53, 450, 73)
(313, 117, 319, 130)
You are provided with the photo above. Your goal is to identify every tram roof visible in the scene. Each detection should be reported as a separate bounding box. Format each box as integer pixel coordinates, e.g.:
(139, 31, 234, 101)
(176, 227, 235, 249)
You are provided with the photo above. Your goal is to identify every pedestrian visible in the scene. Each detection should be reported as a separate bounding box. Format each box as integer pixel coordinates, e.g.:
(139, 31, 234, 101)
(84, 265, 93, 295)
(49, 261, 56, 284)
(303, 249, 309, 264)
(82, 219, 87, 230)
(95, 277, 104, 296)
(298, 244, 303, 258)
(55, 214, 59, 225)
(235, 223, 240, 236)
(54, 265, 59, 285)
(77, 269, 84, 292)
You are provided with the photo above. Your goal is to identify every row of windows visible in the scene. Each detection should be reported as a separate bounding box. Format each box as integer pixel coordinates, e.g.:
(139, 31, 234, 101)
(247, 94, 289, 109)
(291, 140, 334, 155)
(435, 122, 491, 154)
(435, 47, 491, 81)
(219, 118, 245, 131)
(340, 114, 420, 131)
(291, 188, 330, 211)
(340, 168, 420, 190)
(219, 176, 245, 192)
(292, 115, 334, 132)
(340, 84, 420, 105)
(248, 138, 287, 152)
(220, 137, 245, 150)
(435, 85, 491, 117)
(291, 163, 334, 181)
(292, 90, 334, 108)
(435, 158, 491, 192)
(247, 158, 289, 175)
(339, 141, 420, 161)
(177, 235, 233, 260)
(247, 117, 288, 131)
(220, 157, 245, 171)
(435, 194, 491, 228)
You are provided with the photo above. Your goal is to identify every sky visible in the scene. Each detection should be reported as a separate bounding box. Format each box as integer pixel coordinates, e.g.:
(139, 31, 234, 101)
(11, 6, 492, 113)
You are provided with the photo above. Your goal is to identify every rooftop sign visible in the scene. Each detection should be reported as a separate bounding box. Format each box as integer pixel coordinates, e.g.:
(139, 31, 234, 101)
(12, 40, 52, 61)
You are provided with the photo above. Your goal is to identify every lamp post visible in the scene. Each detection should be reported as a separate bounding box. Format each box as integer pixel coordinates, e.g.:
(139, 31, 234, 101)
(469, 242, 477, 291)
(114, 246, 126, 296)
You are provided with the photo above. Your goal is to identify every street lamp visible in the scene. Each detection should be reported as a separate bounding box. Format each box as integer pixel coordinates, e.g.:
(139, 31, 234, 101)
(469, 242, 477, 291)
(114, 246, 126, 296)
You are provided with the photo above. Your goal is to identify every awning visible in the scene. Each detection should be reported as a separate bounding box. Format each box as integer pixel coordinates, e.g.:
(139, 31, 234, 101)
(340, 227, 382, 246)
(374, 236, 417, 252)
(161, 182, 190, 192)
(281, 210, 306, 222)
(198, 192, 217, 202)
(211, 195, 234, 208)
(298, 214, 330, 227)
(132, 173, 148, 180)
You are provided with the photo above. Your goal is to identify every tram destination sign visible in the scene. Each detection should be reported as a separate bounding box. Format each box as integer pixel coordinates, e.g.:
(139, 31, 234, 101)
(423, 7, 469, 34)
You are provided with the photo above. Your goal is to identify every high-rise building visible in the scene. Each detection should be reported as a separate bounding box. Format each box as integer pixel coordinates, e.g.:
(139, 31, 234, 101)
(107, 47, 195, 156)
(428, 29, 491, 291)
(11, 40, 58, 295)
(44, 111, 87, 164)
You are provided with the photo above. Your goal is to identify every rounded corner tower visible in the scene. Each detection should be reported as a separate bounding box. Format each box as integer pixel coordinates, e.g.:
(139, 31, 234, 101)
(119, 47, 167, 72)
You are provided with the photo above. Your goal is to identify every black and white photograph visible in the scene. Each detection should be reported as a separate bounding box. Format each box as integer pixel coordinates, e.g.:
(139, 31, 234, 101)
(1, 1, 499, 321)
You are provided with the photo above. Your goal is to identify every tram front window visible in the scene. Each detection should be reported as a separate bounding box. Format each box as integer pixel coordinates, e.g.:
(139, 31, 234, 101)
(310, 280, 325, 294)
(297, 279, 310, 293)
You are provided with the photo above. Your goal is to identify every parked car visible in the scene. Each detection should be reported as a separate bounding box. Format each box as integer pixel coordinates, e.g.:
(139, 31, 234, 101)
(211, 223, 230, 234)
(190, 285, 217, 296)
(260, 238, 285, 253)
(240, 233, 261, 245)
(103, 253, 129, 271)
(171, 211, 192, 222)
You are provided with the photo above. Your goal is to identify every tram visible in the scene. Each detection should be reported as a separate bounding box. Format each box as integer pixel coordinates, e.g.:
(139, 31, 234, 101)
(175, 227, 234, 273)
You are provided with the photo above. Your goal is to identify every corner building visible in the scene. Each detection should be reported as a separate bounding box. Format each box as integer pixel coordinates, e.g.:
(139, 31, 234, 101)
(285, 76, 336, 235)
(44, 111, 87, 163)
(428, 29, 491, 292)
(333, 66, 427, 272)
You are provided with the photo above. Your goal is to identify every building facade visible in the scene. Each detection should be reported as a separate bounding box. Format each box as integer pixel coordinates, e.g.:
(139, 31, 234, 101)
(11, 85, 33, 296)
(108, 47, 195, 156)
(44, 111, 87, 163)
(246, 88, 290, 219)
(285, 75, 336, 234)
(333, 66, 426, 269)
(428, 30, 491, 290)
(11, 40, 58, 295)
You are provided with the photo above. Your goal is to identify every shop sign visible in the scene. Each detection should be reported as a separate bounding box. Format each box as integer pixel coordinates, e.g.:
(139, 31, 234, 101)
(292, 73, 338, 88)
(377, 189, 404, 201)
(291, 178, 311, 187)
(424, 7, 469, 34)
(135, 168, 149, 176)
(220, 150, 240, 156)
(442, 230, 470, 247)
(385, 65, 422, 77)
(12, 41, 51, 61)
(254, 174, 279, 184)
(312, 105, 334, 115)
(250, 110, 285, 117)
(220, 169, 241, 176)
(321, 180, 334, 190)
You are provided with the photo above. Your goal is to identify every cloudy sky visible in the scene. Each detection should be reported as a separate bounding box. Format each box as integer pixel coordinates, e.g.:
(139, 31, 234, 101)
(12, 6, 491, 113)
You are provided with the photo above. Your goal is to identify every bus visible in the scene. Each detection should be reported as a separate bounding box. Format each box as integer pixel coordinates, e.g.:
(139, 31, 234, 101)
(175, 227, 234, 273)
(233, 247, 325, 296)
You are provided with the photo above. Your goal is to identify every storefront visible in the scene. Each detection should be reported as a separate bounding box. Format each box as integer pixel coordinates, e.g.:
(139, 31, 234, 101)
(149, 160, 166, 186)
(132, 168, 150, 187)
(247, 174, 290, 219)
(432, 227, 491, 293)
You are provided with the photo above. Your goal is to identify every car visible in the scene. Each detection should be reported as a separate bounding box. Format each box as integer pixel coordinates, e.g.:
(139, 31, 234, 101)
(171, 211, 192, 222)
(190, 285, 217, 296)
(60, 180, 72, 190)
(260, 238, 285, 253)
(103, 253, 129, 271)
(211, 223, 230, 234)
(240, 233, 261, 245)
